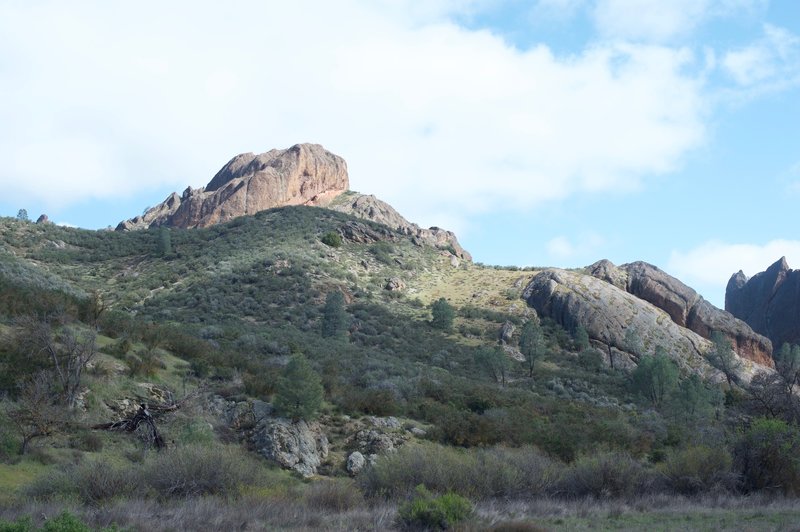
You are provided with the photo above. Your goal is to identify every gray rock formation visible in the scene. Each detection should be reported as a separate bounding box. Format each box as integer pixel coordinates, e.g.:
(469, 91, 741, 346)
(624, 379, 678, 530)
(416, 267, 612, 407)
(499, 321, 515, 344)
(589, 260, 773, 367)
(346, 451, 366, 476)
(726, 257, 800, 350)
(331, 193, 471, 261)
(117, 144, 349, 230)
(251, 418, 329, 478)
(523, 268, 766, 381)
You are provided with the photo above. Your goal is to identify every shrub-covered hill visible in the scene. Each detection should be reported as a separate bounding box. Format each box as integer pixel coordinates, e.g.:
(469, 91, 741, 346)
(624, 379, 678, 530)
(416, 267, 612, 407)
(2, 207, 800, 530)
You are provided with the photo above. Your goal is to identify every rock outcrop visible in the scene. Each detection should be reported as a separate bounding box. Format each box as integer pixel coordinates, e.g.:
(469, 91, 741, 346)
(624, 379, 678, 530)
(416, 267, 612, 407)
(523, 267, 767, 382)
(589, 260, 773, 367)
(251, 417, 330, 478)
(116, 144, 471, 261)
(726, 257, 800, 350)
(117, 143, 349, 230)
(331, 193, 471, 261)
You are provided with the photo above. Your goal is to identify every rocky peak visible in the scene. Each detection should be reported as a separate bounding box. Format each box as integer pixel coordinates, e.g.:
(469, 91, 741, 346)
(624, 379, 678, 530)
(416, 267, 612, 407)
(726, 257, 800, 349)
(117, 143, 349, 231)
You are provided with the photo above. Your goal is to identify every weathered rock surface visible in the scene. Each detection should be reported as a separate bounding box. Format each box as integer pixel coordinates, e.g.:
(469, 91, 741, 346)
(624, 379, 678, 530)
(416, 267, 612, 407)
(251, 417, 329, 478)
(726, 257, 800, 350)
(384, 277, 406, 291)
(523, 268, 765, 381)
(331, 193, 471, 261)
(589, 260, 773, 367)
(117, 144, 349, 230)
(346, 451, 366, 475)
(499, 321, 515, 344)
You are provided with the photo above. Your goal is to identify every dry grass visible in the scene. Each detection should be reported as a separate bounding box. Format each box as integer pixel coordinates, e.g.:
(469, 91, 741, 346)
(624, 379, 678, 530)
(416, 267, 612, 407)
(3, 492, 800, 531)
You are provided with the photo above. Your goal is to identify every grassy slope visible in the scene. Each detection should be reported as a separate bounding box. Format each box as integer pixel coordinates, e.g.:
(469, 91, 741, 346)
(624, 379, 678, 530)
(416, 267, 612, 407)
(1, 209, 776, 530)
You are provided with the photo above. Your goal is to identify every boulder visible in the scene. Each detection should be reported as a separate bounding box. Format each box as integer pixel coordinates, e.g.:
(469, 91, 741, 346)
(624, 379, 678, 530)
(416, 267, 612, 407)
(346, 451, 366, 475)
(726, 257, 800, 350)
(117, 144, 349, 230)
(385, 277, 406, 291)
(499, 321, 515, 344)
(251, 418, 329, 477)
(588, 260, 773, 367)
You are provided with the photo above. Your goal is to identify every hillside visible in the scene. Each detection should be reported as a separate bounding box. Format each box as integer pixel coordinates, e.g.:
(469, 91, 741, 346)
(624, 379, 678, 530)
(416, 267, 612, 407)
(1, 203, 800, 529)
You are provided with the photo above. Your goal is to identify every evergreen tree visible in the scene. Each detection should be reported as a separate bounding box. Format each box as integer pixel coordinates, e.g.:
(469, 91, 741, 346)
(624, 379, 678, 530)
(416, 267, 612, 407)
(321, 291, 347, 337)
(430, 298, 455, 331)
(631, 346, 679, 408)
(573, 325, 590, 351)
(474, 346, 511, 387)
(519, 320, 544, 378)
(158, 227, 172, 257)
(273, 354, 324, 420)
(16, 209, 28, 222)
(623, 327, 644, 356)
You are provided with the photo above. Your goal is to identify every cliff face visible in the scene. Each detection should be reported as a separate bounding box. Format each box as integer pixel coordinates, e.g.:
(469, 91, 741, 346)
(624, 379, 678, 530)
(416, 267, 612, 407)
(523, 261, 774, 382)
(588, 260, 773, 367)
(117, 144, 349, 230)
(726, 257, 800, 350)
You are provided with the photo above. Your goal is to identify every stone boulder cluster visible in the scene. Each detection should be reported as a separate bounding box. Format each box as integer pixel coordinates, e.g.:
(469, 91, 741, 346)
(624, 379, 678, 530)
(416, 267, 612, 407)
(726, 257, 800, 350)
(523, 260, 774, 382)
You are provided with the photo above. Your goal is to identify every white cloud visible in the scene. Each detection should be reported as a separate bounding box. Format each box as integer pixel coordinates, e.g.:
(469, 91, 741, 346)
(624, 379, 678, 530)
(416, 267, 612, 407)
(722, 24, 800, 90)
(669, 239, 800, 289)
(0, 1, 707, 231)
(547, 232, 606, 261)
(592, 0, 766, 43)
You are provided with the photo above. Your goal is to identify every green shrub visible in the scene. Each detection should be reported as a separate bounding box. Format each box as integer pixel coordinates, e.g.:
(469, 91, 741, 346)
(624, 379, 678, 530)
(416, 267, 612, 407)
(397, 485, 473, 531)
(557, 451, 655, 499)
(358, 443, 561, 500)
(735, 417, 800, 494)
(25, 459, 138, 504)
(430, 298, 455, 331)
(321, 232, 343, 248)
(40, 511, 90, 532)
(660, 445, 734, 494)
(0, 516, 33, 532)
(368, 241, 394, 265)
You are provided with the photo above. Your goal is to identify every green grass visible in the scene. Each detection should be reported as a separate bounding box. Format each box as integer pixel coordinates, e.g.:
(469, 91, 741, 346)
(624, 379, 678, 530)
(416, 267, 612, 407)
(0, 460, 47, 506)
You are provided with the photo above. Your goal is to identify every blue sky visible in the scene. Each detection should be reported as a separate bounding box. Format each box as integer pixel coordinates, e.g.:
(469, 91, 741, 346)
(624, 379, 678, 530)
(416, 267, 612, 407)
(1, 0, 799, 307)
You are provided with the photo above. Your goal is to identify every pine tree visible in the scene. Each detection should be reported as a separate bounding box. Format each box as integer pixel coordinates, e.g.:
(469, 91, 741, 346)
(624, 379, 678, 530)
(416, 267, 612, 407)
(273, 354, 324, 420)
(430, 298, 454, 331)
(158, 227, 172, 257)
(321, 291, 347, 337)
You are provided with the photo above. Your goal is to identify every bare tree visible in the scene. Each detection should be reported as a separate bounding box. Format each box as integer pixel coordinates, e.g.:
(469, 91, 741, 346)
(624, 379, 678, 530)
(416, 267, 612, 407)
(16, 316, 97, 408)
(4, 372, 64, 454)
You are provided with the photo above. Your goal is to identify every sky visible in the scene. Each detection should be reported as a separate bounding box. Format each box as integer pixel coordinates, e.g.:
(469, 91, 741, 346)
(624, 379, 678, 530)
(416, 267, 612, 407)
(1, 0, 799, 308)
